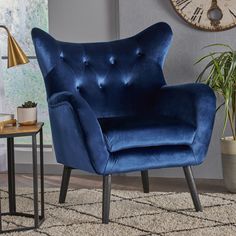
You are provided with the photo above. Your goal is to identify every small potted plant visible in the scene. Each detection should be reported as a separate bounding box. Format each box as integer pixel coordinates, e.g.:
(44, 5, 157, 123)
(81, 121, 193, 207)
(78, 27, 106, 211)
(196, 44, 236, 192)
(17, 101, 37, 126)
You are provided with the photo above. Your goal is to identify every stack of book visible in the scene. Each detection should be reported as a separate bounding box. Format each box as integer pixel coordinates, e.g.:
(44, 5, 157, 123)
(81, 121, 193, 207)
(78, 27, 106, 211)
(0, 114, 16, 131)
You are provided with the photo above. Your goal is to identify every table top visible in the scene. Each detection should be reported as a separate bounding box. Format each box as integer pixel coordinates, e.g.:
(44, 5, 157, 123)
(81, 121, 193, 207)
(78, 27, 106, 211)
(0, 122, 44, 138)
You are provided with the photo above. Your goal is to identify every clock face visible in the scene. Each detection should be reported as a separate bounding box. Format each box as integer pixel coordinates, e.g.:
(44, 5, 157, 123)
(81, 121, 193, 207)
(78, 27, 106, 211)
(170, 0, 236, 31)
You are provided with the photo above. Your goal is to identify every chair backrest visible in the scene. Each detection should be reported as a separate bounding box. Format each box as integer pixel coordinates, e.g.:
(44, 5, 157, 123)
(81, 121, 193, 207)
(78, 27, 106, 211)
(32, 22, 173, 118)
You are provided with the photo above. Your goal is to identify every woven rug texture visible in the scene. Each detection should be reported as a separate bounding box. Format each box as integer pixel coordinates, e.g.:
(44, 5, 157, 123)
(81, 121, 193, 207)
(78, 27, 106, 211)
(1, 188, 236, 236)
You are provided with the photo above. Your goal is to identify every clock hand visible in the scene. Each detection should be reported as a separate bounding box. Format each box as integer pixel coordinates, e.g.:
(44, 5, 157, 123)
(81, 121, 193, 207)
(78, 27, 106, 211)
(207, 0, 223, 27)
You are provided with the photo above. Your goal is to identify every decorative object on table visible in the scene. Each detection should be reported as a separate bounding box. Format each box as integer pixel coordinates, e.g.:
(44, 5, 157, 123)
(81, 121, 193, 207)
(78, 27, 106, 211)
(17, 101, 37, 126)
(170, 0, 236, 31)
(196, 44, 236, 192)
(32, 22, 216, 224)
(0, 1, 49, 145)
(0, 114, 16, 131)
(0, 25, 29, 116)
(0, 123, 44, 233)
(0, 25, 29, 172)
(0, 25, 29, 169)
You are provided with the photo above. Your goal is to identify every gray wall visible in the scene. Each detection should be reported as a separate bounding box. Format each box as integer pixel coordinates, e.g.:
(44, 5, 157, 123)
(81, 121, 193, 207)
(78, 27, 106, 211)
(119, 0, 236, 179)
(48, 0, 118, 42)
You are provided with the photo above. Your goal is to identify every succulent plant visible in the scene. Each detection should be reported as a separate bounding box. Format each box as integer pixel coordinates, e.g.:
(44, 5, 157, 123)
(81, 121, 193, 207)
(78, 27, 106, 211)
(21, 101, 37, 108)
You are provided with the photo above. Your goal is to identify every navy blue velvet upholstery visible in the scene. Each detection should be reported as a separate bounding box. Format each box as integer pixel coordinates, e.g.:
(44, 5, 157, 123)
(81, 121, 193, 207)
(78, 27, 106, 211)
(99, 116, 196, 152)
(32, 22, 216, 175)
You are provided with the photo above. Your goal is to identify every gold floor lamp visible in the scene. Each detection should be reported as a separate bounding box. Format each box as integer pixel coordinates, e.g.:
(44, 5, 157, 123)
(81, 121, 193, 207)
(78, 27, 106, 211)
(0, 25, 29, 129)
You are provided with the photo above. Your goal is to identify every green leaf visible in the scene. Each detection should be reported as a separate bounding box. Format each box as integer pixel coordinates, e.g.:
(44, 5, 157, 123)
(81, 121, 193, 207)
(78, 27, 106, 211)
(196, 43, 236, 138)
(202, 43, 233, 52)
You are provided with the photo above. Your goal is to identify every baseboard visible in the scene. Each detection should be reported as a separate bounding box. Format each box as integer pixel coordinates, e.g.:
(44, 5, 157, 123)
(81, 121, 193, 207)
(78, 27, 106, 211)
(15, 163, 90, 175)
(6, 147, 222, 179)
(14, 164, 179, 177)
(13, 163, 221, 179)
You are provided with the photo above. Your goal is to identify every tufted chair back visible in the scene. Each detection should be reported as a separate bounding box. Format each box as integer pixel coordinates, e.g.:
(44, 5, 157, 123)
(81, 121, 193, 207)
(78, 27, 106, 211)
(32, 22, 173, 118)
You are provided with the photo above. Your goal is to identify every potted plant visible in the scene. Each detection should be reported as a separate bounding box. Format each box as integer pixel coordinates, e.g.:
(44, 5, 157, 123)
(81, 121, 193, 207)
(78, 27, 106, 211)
(17, 101, 37, 126)
(196, 44, 236, 192)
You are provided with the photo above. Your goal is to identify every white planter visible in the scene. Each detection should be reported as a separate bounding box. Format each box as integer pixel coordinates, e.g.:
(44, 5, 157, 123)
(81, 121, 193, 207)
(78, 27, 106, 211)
(221, 136, 236, 193)
(17, 107, 37, 126)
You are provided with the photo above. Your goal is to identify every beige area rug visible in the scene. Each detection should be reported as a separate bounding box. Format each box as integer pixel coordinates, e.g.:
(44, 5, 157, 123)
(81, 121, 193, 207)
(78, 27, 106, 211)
(1, 188, 236, 236)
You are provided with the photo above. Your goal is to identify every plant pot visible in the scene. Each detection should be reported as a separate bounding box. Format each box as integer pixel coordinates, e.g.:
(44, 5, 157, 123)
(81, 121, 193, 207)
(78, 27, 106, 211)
(221, 136, 236, 193)
(17, 107, 37, 126)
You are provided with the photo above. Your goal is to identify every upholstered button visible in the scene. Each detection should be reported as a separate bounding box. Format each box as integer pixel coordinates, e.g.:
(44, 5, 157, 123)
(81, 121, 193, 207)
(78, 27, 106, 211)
(76, 86, 83, 93)
(98, 83, 104, 89)
(124, 81, 129, 86)
(84, 60, 89, 66)
(98, 77, 105, 89)
(137, 51, 143, 57)
(123, 76, 132, 87)
(136, 48, 144, 57)
(76, 81, 83, 92)
(60, 52, 64, 59)
(82, 57, 89, 66)
(109, 57, 116, 65)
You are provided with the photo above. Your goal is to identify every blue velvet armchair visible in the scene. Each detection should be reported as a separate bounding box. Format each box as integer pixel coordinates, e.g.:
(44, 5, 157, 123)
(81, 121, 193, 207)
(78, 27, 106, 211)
(32, 22, 216, 224)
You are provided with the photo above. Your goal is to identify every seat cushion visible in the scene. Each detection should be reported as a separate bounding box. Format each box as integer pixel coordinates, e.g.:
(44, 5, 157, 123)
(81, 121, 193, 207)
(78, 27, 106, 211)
(104, 145, 196, 174)
(99, 116, 196, 153)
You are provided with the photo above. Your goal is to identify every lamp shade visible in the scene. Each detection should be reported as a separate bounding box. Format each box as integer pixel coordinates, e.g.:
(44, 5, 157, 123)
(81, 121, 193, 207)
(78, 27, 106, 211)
(7, 34, 29, 68)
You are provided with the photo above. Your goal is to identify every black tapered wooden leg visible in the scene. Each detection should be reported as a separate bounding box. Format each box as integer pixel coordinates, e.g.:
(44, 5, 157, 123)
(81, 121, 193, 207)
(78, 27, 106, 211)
(59, 166, 72, 203)
(102, 175, 111, 224)
(141, 170, 149, 193)
(7, 137, 16, 214)
(183, 166, 202, 212)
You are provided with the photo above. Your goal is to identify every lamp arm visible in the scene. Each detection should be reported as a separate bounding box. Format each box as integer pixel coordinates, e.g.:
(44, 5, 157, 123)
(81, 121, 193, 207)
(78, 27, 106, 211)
(0, 25, 10, 35)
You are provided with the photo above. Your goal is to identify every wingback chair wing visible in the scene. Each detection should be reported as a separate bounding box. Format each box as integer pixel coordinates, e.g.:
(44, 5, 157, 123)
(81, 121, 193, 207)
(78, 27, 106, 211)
(32, 22, 216, 224)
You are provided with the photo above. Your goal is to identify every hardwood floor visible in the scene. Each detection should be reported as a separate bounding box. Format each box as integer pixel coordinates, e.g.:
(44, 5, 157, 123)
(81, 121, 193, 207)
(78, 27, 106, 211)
(0, 173, 226, 193)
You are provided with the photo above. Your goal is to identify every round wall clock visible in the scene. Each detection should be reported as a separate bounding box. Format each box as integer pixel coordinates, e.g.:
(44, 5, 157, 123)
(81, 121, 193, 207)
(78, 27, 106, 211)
(170, 0, 236, 31)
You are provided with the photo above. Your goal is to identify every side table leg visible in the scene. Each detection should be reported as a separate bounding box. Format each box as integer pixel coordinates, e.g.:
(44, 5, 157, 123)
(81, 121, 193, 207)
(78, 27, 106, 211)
(7, 138, 16, 214)
(40, 129, 44, 219)
(32, 135, 39, 228)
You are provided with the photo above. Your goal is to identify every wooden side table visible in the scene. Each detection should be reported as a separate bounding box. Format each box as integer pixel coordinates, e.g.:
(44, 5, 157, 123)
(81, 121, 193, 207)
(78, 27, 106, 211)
(0, 123, 44, 234)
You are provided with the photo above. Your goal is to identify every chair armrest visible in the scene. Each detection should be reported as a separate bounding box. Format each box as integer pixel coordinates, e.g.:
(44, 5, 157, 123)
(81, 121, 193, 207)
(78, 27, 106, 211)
(48, 92, 109, 174)
(155, 83, 216, 164)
